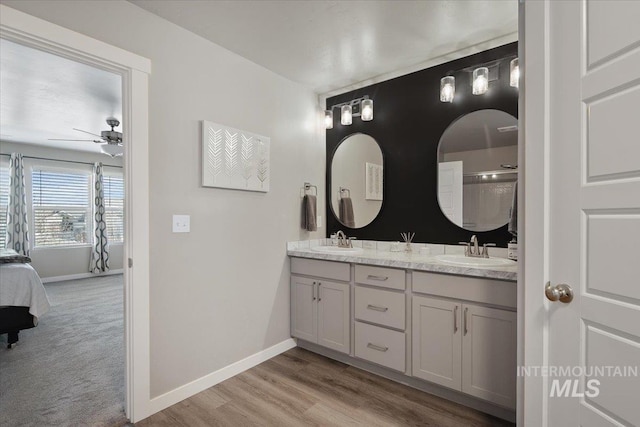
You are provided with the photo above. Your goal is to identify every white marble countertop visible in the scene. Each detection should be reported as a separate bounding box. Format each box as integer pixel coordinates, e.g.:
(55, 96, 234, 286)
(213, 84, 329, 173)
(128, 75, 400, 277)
(287, 245, 517, 282)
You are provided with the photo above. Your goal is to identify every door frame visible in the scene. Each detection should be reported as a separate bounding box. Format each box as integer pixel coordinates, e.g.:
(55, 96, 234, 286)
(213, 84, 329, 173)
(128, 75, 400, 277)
(519, 0, 549, 425)
(0, 5, 153, 423)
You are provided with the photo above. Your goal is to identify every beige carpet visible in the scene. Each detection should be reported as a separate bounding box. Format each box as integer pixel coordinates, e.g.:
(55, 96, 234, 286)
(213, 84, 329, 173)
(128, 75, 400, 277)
(0, 274, 127, 426)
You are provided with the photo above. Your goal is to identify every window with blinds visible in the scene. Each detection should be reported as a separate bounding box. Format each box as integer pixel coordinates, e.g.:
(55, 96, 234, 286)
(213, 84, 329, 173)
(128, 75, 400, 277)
(32, 168, 91, 247)
(0, 166, 9, 248)
(103, 173, 124, 243)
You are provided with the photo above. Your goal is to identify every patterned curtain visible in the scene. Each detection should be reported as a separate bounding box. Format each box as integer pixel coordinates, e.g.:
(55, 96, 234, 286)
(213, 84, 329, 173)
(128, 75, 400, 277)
(5, 153, 30, 255)
(90, 162, 110, 273)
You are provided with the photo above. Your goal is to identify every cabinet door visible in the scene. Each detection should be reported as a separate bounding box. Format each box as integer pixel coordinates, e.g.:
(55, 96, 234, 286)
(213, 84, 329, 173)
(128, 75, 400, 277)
(462, 304, 517, 409)
(317, 280, 350, 354)
(412, 296, 462, 390)
(291, 276, 317, 343)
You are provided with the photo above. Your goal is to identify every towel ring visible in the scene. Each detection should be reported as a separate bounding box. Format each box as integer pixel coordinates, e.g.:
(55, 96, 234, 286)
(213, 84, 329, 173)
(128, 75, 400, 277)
(303, 182, 317, 196)
(339, 187, 351, 198)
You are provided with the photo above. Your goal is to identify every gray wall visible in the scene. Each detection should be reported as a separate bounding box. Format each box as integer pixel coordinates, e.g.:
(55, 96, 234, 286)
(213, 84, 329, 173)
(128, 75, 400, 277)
(2, 0, 325, 397)
(0, 141, 124, 278)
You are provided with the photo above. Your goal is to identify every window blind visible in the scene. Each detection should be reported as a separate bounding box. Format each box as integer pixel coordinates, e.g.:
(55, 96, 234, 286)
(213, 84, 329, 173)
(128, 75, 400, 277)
(103, 174, 124, 243)
(32, 169, 91, 247)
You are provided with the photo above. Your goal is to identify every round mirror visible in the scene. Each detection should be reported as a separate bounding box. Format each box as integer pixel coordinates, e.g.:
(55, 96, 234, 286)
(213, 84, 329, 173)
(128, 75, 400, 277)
(331, 133, 383, 228)
(437, 109, 518, 232)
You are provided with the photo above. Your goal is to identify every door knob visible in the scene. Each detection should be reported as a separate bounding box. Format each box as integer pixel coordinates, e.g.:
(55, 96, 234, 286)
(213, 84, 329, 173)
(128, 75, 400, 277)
(545, 282, 573, 303)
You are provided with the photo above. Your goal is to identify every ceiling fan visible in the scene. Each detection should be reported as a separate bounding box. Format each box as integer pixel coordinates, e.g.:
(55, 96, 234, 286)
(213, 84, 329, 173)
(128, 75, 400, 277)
(48, 117, 124, 157)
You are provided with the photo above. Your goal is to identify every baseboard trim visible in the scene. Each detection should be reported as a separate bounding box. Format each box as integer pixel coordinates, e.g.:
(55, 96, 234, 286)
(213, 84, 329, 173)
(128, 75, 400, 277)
(42, 269, 124, 283)
(147, 338, 296, 416)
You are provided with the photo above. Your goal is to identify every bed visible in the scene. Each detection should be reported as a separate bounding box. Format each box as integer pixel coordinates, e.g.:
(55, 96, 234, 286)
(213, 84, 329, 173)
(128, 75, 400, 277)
(0, 252, 50, 348)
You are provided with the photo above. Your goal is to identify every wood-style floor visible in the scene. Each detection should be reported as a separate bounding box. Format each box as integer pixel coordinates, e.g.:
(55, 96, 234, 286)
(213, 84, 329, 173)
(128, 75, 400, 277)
(137, 347, 514, 426)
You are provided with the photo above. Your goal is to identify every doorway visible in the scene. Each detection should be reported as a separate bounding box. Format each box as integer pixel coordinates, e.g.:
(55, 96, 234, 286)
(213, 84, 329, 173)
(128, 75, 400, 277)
(0, 5, 151, 423)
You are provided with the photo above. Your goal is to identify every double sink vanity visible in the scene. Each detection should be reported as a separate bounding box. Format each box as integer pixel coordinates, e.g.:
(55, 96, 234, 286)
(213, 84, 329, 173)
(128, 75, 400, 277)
(288, 239, 517, 421)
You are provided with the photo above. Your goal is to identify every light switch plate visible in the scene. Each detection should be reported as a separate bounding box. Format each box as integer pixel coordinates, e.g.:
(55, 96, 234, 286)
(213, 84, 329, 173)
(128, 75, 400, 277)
(317, 215, 322, 228)
(172, 215, 190, 233)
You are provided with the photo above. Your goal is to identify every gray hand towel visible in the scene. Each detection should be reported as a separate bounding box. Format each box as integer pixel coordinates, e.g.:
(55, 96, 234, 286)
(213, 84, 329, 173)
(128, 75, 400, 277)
(508, 181, 518, 237)
(339, 197, 356, 228)
(302, 194, 317, 231)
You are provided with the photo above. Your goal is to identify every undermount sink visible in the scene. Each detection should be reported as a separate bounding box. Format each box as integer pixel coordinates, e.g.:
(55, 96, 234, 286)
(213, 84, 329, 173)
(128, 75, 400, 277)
(435, 254, 516, 268)
(311, 246, 364, 255)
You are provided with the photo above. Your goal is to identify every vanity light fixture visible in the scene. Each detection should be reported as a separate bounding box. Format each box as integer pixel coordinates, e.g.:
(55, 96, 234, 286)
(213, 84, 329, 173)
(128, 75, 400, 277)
(472, 67, 489, 95)
(325, 95, 373, 128)
(440, 76, 455, 103)
(361, 99, 374, 121)
(510, 58, 519, 88)
(438, 55, 518, 102)
(324, 110, 334, 129)
(341, 104, 353, 125)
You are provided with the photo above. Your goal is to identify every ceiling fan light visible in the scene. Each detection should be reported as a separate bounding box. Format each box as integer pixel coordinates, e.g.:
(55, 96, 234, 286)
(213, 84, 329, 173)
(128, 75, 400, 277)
(101, 144, 124, 157)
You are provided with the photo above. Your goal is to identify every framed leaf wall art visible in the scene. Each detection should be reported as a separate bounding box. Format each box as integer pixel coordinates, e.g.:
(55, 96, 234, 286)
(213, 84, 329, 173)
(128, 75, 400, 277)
(202, 120, 270, 192)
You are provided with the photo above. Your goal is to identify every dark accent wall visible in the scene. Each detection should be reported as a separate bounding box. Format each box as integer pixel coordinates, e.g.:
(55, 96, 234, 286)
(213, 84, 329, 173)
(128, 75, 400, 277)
(326, 42, 518, 247)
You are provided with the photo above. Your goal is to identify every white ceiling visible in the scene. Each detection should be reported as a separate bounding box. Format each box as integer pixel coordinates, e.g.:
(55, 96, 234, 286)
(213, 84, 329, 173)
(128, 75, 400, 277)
(1, 1, 517, 152)
(0, 38, 122, 153)
(129, 0, 518, 93)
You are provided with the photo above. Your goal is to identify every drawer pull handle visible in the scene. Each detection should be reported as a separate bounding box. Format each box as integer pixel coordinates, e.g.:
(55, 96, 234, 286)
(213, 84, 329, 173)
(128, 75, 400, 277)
(367, 343, 389, 352)
(367, 304, 389, 312)
(367, 275, 389, 281)
(454, 305, 458, 333)
(464, 307, 469, 336)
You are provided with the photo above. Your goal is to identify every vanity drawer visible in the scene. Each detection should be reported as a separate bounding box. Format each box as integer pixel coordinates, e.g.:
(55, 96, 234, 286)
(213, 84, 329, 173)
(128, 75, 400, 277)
(355, 265, 405, 290)
(412, 271, 517, 309)
(355, 286, 405, 330)
(355, 321, 405, 372)
(291, 257, 350, 282)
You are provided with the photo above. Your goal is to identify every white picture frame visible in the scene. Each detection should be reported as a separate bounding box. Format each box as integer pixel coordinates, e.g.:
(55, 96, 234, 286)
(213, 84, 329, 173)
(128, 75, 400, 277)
(365, 162, 383, 200)
(202, 120, 270, 192)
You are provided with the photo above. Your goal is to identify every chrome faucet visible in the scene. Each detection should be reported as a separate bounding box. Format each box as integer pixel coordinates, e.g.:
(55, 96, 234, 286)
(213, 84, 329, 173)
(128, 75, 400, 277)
(459, 235, 496, 258)
(335, 230, 352, 248)
(470, 235, 479, 256)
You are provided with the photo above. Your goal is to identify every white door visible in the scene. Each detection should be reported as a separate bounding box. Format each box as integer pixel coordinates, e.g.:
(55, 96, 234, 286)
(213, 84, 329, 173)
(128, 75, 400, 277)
(290, 276, 317, 343)
(438, 161, 463, 227)
(545, 1, 640, 425)
(462, 304, 516, 410)
(317, 280, 350, 354)
(412, 296, 462, 390)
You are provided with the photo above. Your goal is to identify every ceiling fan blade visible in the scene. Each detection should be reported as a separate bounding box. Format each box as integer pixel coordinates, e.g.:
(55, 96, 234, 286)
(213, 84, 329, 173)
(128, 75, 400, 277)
(72, 128, 103, 138)
(48, 138, 99, 142)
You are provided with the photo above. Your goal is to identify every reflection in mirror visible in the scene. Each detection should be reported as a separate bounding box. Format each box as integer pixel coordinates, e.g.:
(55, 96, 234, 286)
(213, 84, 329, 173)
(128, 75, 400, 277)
(437, 109, 517, 232)
(331, 133, 383, 228)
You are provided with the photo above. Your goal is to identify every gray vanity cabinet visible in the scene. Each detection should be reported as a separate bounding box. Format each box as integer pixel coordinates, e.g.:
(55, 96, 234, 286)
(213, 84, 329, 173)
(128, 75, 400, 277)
(412, 294, 517, 410)
(461, 304, 517, 409)
(411, 272, 517, 409)
(290, 258, 350, 354)
(412, 296, 462, 390)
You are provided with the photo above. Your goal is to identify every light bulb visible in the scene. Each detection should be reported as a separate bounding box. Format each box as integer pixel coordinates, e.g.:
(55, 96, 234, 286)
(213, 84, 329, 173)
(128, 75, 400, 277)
(361, 99, 373, 121)
(440, 76, 455, 103)
(472, 67, 489, 95)
(510, 58, 519, 88)
(341, 104, 352, 125)
(324, 110, 333, 129)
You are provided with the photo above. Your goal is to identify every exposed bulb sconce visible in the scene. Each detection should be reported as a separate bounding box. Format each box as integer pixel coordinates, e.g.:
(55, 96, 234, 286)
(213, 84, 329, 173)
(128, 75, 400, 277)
(341, 104, 352, 125)
(324, 110, 334, 129)
(361, 99, 374, 121)
(472, 67, 489, 95)
(325, 95, 373, 128)
(438, 55, 518, 102)
(440, 76, 455, 103)
(510, 58, 519, 88)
